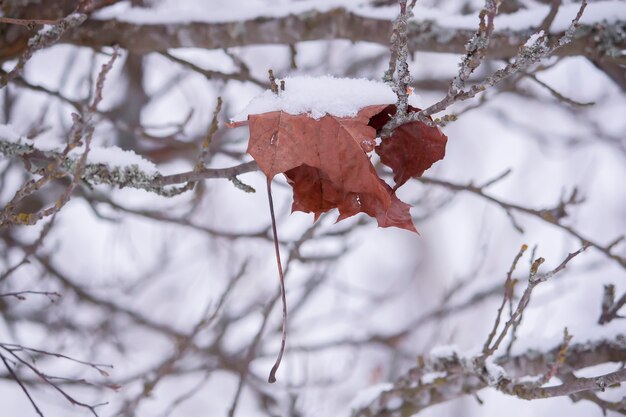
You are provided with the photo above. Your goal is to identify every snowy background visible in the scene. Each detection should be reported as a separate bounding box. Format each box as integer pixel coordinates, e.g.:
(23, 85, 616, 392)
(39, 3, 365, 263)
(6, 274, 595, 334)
(0, 0, 625, 416)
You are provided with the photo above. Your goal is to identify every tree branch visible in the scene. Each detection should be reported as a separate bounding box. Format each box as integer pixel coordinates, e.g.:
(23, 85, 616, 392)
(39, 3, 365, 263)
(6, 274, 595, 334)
(417, 175, 626, 269)
(351, 335, 626, 417)
(0, 136, 259, 202)
(59, 8, 624, 61)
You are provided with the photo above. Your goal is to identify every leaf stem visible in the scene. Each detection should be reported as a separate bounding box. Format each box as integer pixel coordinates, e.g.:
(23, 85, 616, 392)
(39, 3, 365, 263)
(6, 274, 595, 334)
(266, 178, 287, 383)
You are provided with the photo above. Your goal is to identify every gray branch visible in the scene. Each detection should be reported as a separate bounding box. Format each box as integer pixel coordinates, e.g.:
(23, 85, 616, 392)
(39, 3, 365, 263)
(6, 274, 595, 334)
(0, 138, 258, 200)
(61, 9, 624, 61)
(352, 335, 626, 417)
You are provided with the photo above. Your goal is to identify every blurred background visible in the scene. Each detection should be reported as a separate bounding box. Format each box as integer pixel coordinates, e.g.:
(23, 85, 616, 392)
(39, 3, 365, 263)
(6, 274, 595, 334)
(0, 0, 625, 416)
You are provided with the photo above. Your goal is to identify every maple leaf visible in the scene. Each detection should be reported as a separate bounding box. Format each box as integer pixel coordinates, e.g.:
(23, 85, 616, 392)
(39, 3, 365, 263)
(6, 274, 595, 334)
(232, 102, 447, 233)
(369, 105, 448, 191)
(246, 105, 417, 232)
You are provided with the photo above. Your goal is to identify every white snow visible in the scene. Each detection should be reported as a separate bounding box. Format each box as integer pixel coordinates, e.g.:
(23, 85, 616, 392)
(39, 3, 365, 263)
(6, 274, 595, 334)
(421, 371, 448, 384)
(68, 146, 158, 174)
(429, 344, 460, 360)
(484, 359, 507, 385)
(348, 382, 392, 411)
(36, 24, 55, 36)
(524, 30, 545, 48)
(0, 124, 158, 175)
(386, 397, 403, 410)
(230, 75, 419, 121)
(0, 124, 25, 143)
(516, 374, 545, 384)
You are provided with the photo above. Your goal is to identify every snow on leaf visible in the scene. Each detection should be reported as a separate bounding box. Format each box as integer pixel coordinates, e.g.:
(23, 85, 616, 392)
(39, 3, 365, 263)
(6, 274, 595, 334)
(233, 80, 448, 233)
(231, 76, 413, 122)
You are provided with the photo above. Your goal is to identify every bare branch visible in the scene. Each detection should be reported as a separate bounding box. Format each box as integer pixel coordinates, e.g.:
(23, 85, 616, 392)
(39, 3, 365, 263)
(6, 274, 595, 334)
(59, 8, 621, 60)
(351, 334, 626, 417)
(417, 175, 626, 269)
(599, 284, 626, 324)
(1, 12, 87, 88)
(0, 353, 45, 417)
(386, 0, 590, 129)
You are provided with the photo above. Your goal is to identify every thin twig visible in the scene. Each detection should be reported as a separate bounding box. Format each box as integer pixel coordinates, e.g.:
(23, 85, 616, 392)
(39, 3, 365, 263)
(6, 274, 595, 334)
(479, 245, 589, 363)
(266, 178, 287, 384)
(0, 353, 45, 417)
(481, 244, 527, 356)
(0, 13, 88, 88)
(0, 291, 61, 301)
(417, 175, 626, 269)
(524, 72, 595, 107)
(0, 16, 61, 27)
(385, 0, 589, 130)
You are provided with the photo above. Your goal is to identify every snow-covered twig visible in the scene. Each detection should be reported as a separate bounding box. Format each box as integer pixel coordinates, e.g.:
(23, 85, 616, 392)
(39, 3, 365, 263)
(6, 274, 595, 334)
(351, 334, 626, 416)
(352, 247, 615, 417)
(65, 6, 622, 60)
(385, 0, 589, 129)
(0, 137, 257, 211)
(384, 0, 412, 118)
(451, 0, 501, 93)
(0, 48, 120, 227)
